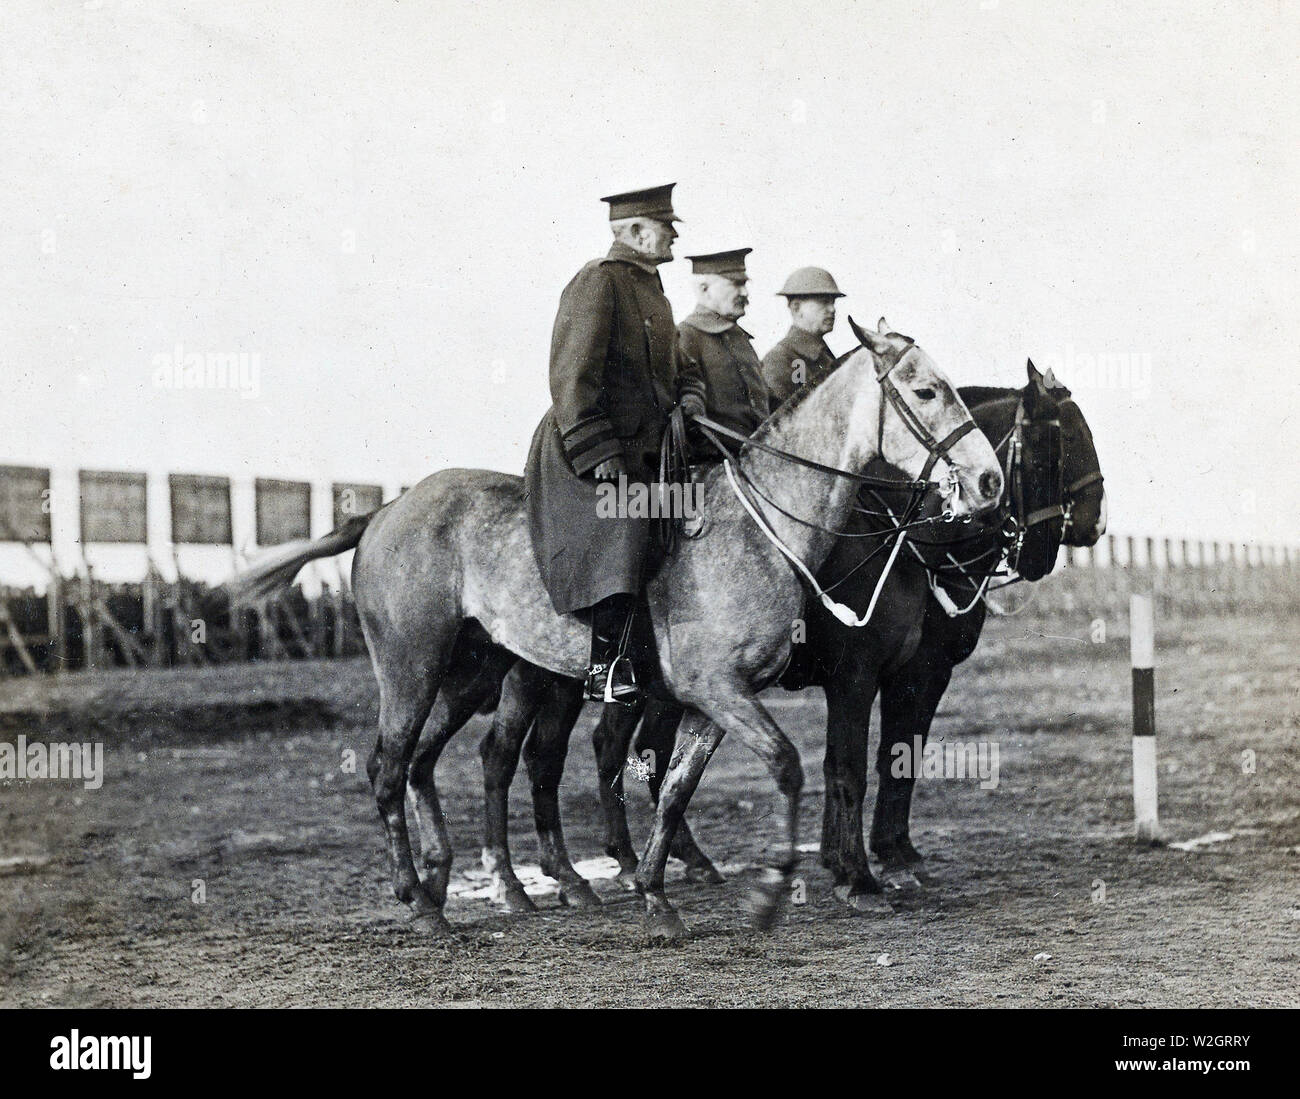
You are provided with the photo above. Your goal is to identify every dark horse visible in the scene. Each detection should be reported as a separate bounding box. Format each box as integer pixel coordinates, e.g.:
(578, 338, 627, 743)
(467, 361, 1105, 911)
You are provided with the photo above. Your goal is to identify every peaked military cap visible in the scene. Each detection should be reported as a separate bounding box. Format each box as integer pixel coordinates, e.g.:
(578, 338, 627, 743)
(686, 248, 753, 280)
(600, 183, 682, 223)
(777, 266, 845, 298)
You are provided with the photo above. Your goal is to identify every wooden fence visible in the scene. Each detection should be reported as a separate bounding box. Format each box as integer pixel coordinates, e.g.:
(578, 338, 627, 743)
(1012, 535, 1300, 620)
(1, 532, 1296, 674)
(0, 575, 366, 675)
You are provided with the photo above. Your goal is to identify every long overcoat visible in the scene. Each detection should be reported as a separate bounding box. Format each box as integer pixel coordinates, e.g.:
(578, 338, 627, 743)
(525, 243, 704, 614)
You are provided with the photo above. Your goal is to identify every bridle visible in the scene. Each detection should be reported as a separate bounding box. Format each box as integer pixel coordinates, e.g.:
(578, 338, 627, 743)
(679, 340, 988, 629)
(900, 389, 1104, 601)
(874, 342, 980, 493)
(1000, 395, 1105, 562)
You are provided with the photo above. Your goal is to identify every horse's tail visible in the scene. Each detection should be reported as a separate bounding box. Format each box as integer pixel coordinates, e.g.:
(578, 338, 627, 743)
(225, 513, 374, 601)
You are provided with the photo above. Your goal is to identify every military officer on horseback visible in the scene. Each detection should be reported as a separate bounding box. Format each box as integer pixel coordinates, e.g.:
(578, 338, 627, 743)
(676, 248, 773, 440)
(525, 183, 706, 705)
(761, 266, 846, 405)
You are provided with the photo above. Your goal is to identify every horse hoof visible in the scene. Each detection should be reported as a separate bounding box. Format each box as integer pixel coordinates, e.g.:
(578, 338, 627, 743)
(492, 884, 538, 915)
(881, 866, 922, 893)
(833, 883, 893, 915)
(684, 861, 726, 885)
(748, 869, 789, 932)
(558, 880, 602, 909)
(615, 870, 640, 893)
(406, 909, 455, 936)
(646, 909, 688, 943)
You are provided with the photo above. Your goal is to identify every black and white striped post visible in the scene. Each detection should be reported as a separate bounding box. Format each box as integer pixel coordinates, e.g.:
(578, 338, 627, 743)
(1130, 592, 1161, 843)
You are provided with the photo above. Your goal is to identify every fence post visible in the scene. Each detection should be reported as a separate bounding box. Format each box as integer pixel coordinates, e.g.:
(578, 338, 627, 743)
(80, 572, 99, 672)
(1130, 592, 1160, 844)
(47, 571, 66, 672)
(142, 568, 161, 668)
(331, 586, 346, 658)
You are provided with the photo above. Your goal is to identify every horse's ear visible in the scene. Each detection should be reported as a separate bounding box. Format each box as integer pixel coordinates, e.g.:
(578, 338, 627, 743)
(1043, 367, 1059, 389)
(849, 315, 889, 353)
(1027, 358, 1044, 385)
(877, 316, 890, 334)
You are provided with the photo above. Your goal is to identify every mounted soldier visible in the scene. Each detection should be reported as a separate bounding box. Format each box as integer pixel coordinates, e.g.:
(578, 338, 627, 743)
(760, 266, 846, 405)
(676, 248, 773, 441)
(524, 183, 706, 705)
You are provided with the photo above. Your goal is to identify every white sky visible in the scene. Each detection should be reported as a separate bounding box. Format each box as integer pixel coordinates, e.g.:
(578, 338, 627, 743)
(2, 0, 1298, 584)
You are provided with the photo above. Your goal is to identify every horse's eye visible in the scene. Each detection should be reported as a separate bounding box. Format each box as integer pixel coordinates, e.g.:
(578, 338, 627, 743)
(914, 387, 936, 401)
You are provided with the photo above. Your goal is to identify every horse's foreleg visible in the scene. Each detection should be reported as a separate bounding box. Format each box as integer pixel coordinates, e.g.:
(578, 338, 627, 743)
(591, 699, 644, 882)
(523, 675, 598, 908)
(638, 701, 724, 884)
(635, 710, 725, 941)
(696, 689, 805, 932)
(822, 668, 891, 911)
(479, 662, 546, 914)
(873, 657, 953, 880)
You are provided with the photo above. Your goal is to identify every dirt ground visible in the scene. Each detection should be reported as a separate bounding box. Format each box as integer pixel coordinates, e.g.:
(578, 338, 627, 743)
(1, 611, 1296, 1008)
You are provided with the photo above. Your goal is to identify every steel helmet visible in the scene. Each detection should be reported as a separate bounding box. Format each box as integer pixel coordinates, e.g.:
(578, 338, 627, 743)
(776, 267, 845, 298)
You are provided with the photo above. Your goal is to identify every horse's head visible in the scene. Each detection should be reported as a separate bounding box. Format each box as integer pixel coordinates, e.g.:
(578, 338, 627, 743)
(1002, 360, 1067, 580)
(848, 316, 1002, 520)
(1039, 364, 1107, 548)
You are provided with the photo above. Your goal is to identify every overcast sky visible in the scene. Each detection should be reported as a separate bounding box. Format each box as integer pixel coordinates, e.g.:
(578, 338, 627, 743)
(2, 0, 1297, 583)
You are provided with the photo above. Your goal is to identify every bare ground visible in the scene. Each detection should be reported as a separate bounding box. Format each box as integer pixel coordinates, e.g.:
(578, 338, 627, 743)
(1, 612, 1297, 1007)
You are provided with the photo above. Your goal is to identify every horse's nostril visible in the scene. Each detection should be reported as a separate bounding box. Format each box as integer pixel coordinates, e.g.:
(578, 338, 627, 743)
(979, 470, 1001, 501)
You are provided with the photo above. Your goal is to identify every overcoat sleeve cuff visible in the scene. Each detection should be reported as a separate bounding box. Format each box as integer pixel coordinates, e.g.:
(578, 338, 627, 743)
(562, 416, 624, 475)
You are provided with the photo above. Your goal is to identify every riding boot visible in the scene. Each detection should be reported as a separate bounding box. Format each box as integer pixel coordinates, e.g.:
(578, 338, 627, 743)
(584, 594, 640, 706)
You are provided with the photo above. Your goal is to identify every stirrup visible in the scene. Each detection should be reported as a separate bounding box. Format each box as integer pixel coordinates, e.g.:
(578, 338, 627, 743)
(584, 657, 640, 706)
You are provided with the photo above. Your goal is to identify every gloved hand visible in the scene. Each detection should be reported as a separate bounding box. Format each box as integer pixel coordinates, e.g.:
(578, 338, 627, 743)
(679, 393, 706, 420)
(593, 455, 628, 481)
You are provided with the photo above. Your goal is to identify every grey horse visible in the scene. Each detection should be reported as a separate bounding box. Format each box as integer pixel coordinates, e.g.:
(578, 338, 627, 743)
(229, 319, 1002, 940)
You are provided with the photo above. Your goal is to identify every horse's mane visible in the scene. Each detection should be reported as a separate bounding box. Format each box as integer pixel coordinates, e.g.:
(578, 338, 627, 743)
(755, 346, 862, 439)
(959, 385, 1019, 409)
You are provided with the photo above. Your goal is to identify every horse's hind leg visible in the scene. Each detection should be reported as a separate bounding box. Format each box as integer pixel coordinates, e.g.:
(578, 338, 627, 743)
(480, 661, 548, 913)
(523, 673, 599, 908)
(369, 657, 450, 928)
(638, 701, 725, 884)
(407, 643, 516, 909)
(591, 699, 644, 883)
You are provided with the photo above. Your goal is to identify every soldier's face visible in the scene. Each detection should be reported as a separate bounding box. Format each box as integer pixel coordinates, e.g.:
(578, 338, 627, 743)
(700, 275, 749, 320)
(790, 296, 836, 335)
(637, 218, 677, 262)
